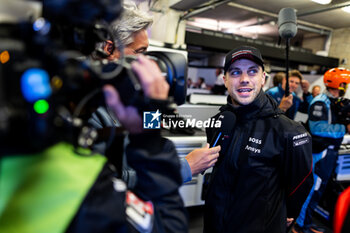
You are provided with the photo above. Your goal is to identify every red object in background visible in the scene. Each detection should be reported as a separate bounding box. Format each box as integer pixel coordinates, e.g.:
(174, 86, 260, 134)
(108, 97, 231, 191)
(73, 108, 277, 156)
(334, 187, 350, 233)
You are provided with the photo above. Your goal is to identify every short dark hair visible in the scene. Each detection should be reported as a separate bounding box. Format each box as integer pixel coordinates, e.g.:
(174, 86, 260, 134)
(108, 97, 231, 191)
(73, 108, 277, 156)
(289, 70, 303, 82)
(273, 72, 285, 87)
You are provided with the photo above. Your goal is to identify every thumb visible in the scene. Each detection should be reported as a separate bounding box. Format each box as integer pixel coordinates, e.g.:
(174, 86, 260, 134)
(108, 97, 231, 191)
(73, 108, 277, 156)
(205, 143, 210, 149)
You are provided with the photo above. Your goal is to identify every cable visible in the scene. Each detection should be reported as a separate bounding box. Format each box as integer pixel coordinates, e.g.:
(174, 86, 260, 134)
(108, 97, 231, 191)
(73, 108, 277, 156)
(73, 88, 101, 119)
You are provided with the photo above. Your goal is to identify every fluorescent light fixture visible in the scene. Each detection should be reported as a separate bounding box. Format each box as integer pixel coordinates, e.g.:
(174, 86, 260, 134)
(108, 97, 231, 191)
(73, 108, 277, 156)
(311, 0, 332, 5)
(240, 26, 261, 33)
(188, 18, 239, 32)
(342, 6, 350, 13)
(218, 21, 236, 29)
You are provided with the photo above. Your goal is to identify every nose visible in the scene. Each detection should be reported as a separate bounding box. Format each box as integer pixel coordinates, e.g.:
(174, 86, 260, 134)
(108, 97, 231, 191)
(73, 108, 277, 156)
(239, 72, 250, 84)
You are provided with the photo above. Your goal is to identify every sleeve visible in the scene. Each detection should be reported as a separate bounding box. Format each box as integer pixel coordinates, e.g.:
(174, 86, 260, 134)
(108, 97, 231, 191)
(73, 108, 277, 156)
(88, 106, 119, 154)
(265, 88, 275, 98)
(180, 157, 192, 183)
(287, 94, 300, 119)
(306, 93, 313, 104)
(283, 125, 314, 218)
(126, 131, 188, 233)
(309, 101, 346, 139)
(266, 88, 280, 104)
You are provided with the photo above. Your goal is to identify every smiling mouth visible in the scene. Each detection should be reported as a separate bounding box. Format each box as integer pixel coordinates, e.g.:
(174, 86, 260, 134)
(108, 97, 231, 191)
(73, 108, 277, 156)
(237, 88, 253, 93)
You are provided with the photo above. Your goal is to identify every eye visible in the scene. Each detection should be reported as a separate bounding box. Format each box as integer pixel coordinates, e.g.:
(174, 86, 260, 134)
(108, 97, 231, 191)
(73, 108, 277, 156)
(134, 48, 147, 54)
(247, 69, 258, 75)
(229, 70, 242, 76)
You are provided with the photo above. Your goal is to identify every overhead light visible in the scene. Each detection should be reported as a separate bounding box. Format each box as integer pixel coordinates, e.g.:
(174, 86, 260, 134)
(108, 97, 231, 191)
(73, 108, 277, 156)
(311, 0, 332, 5)
(342, 6, 350, 13)
(240, 26, 261, 33)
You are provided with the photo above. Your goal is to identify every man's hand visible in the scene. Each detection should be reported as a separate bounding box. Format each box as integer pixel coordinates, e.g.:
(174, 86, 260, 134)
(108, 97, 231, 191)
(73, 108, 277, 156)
(131, 54, 169, 99)
(103, 54, 169, 133)
(185, 144, 221, 176)
(279, 94, 293, 112)
(301, 80, 310, 94)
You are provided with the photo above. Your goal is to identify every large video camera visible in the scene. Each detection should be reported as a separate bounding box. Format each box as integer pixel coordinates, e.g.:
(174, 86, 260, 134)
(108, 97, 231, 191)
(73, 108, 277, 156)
(0, 0, 187, 154)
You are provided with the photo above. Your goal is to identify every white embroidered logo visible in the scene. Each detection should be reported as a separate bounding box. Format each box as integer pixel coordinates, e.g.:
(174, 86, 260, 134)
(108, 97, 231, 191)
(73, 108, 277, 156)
(245, 145, 261, 153)
(248, 137, 262, 144)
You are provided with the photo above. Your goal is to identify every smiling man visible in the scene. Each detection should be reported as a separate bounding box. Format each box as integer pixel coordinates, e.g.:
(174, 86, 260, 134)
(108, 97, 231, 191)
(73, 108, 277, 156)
(266, 69, 311, 119)
(204, 46, 314, 233)
(224, 51, 265, 106)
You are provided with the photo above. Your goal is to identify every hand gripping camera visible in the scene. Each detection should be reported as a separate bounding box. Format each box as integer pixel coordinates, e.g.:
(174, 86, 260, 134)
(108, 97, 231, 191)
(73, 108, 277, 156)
(0, 0, 187, 154)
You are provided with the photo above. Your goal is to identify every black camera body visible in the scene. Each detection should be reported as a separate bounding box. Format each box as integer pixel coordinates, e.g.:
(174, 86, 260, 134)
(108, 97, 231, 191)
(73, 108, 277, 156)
(97, 52, 187, 107)
(0, 0, 187, 154)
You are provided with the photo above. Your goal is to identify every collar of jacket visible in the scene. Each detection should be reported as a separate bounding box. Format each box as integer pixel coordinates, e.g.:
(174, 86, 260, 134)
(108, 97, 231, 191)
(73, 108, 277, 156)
(220, 90, 283, 121)
(324, 89, 340, 101)
(278, 84, 284, 93)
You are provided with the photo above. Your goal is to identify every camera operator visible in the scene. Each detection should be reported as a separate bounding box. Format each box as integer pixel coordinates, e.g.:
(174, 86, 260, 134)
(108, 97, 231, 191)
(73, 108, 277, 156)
(89, 2, 220, 185)
(0, 1, 187, 233)
(0, 55, 188, 233)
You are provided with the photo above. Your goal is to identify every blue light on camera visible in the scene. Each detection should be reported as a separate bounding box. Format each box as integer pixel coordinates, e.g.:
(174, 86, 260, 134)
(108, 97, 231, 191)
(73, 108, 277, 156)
(33, 18, 51, 35)
(21, 68, 52, 103)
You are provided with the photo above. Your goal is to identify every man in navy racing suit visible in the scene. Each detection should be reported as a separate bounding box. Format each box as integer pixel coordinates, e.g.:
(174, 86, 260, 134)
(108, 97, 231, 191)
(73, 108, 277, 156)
(204, 45, 313, 233)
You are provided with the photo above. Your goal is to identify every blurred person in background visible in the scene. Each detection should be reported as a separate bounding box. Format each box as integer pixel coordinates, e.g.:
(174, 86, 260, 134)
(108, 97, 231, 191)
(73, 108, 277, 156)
(187, 78, 195, 88)
(266, 69, 310, 119)
(292, 68, 350, 233)
(273, 71, 285, 87)
(211, 68, 226, 95)
(195, 77, 207, 89)
(312, 85, 321, 98)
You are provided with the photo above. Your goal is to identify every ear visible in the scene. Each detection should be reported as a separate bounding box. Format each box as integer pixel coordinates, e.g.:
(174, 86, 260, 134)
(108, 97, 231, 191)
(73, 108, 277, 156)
(103, 40, 120, 60)
(103, 40, 114, 55)
(223, 74, 228, 88)
(262, 71, 266, 86)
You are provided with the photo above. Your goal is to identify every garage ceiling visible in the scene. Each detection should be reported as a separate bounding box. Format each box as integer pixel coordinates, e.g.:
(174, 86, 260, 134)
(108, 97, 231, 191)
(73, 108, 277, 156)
(171, 0, 350, 41)
(167, 0, 350, 70)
